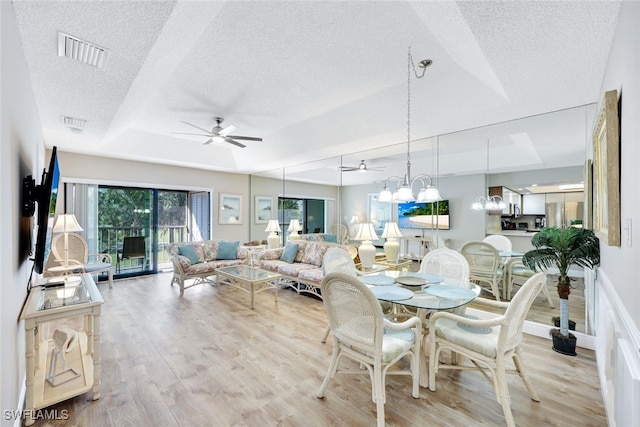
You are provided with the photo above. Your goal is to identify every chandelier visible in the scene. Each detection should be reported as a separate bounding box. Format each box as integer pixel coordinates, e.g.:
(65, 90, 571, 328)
(471, 139, 506, 211)
(378, 47, 442, 203)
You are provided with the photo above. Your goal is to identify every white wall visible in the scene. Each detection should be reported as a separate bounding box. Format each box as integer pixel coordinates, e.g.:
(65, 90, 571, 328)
(592, 2, 640, 426)
(1, 3, 45, 423)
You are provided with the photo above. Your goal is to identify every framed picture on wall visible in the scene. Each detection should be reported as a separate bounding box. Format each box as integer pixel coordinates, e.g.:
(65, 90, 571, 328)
(592, 89, 620, 246)
(255, 196, 273, 224)
(219, 193, 242, 225)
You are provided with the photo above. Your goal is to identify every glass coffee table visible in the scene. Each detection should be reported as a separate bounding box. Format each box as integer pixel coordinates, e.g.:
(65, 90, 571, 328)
(215, 265, 281, 309)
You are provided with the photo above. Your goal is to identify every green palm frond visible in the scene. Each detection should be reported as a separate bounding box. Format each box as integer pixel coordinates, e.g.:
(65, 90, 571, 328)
(523, 227, 600, 279)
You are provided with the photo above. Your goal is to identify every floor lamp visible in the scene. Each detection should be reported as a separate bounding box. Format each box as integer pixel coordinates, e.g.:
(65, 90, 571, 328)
(53, 214, 84, 267)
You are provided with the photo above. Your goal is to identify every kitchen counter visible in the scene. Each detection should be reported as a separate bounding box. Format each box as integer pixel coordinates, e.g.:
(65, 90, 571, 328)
(486, 230, 538, 251)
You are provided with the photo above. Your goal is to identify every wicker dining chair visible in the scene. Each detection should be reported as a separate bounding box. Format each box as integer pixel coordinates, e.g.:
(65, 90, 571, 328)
(461, 241, 504, 301)
(428, 272, 546, 427)
(317, 273, 422, 427)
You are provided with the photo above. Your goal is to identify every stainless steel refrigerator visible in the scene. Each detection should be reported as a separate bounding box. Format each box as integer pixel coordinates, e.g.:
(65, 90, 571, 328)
(545, 201, 584, 228)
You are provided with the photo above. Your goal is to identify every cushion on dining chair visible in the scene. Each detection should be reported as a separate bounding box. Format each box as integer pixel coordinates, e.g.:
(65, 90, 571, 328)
(381, 328, 416, 363)
(433, 318, 500, 358)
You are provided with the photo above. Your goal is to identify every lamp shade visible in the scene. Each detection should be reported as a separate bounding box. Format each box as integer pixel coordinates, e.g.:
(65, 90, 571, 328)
(381, 222, 402, 239)
(349, 215, 360, 224)
(264, 220, 281, 233)
(53, 214, 83, 233)
(288, 219, 302, 232)
(354, 223, 378, 241)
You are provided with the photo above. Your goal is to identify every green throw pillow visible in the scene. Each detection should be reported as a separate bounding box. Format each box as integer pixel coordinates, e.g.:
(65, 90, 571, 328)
(217, 241, 239, 260)
(280, 243, 299, 263)
(178, 244, 200, 264)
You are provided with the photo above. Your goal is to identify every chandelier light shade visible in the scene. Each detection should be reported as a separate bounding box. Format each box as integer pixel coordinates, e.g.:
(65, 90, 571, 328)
(471, 139, 505, 212)
(53, 214, 84, 268)
(288, 219, 302, 241)
(265, 219, 281, 249)
(378, 47, 442, 204)
(381, 221, 403, 263)
(354, 222, 379, 269)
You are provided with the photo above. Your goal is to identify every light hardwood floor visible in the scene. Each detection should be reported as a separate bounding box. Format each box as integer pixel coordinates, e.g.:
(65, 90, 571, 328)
(31, 272, 606, 426)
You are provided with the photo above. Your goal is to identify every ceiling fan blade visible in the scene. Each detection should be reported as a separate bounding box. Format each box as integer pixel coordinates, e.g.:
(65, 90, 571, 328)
(172, 132, 210, 136)
(180, 120, 212, 134)
(225, 137, 246, 148)
(203, 138, 214, 145)
(339, 166, 359, 171)
(219, 124, 237, 136)
(226, 135, 262, 142)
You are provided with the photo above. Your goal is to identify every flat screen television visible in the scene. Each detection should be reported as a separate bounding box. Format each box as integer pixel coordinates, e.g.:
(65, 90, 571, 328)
(398, 199, 450, 230)
(23, 146, 60, 274)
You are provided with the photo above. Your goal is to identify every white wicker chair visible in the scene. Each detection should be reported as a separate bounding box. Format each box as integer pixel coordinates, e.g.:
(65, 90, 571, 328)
(320, 247, 360, 343)
(461, 241, 504, 301)
(317, 273, 422, 427)
(329, 223, 349, 244)
(47, 233, 113, 288)
(482, 234, 512, 266)
(420, 248, 470, 283)
(428, 272, 546, 427)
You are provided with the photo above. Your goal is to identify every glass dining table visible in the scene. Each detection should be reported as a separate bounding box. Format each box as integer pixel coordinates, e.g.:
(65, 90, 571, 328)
(359, 270, 481, 388)
(359, 270, 481, 311)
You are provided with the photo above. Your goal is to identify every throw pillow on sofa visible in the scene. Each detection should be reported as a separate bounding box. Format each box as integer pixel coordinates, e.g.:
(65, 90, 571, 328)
(217, 241, 239, 260)
(178, 244, 200, 265)
(323, 234, 338, 243)
(302, 242, 327, 267)
(280, 243, 299, 263)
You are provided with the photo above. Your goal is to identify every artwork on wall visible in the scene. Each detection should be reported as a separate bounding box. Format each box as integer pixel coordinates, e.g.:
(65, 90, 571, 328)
(592, 89, 620, 246)
(219, 193, 242, 225)
(368, 193, 392, 237)
(255, 196, 273, 224)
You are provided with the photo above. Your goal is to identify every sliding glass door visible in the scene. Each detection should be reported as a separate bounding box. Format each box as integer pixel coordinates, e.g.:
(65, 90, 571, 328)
(65, 182, 210, 280)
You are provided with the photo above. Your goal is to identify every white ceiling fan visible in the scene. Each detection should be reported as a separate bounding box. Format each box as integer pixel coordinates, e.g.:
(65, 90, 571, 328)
(340, 160, 385, 173)
(173, 117, 262, 148)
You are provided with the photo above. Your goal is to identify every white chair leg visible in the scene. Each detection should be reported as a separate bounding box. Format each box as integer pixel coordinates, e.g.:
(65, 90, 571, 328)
(373, 366, 385, 427)
(317, 346, 341, 398)
(513, 348, 540, 401)
(321, 324, 331, 343)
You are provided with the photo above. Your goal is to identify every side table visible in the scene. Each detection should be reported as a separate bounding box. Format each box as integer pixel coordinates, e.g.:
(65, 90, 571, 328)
(20, 274, 104, 426)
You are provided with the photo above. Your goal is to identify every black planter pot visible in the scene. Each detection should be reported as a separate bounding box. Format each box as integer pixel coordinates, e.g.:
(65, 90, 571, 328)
(550, 329, 577, 356)
(552, 316, 576, 331)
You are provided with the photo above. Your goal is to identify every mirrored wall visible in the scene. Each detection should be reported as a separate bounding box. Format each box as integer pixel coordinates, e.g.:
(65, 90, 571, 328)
(249, 104, 597, 333)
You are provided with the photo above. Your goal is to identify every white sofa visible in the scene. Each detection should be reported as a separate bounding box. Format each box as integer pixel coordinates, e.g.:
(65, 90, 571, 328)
(167, 240, 249, 295)
(257, 240, 357, 298)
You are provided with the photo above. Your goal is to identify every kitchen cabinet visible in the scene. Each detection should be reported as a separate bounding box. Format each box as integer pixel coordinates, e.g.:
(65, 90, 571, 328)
(522, 194, 546, 215)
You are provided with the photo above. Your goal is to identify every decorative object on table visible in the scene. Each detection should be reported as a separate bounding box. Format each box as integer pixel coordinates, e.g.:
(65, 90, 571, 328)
(471, 139, 506, 213)
(288, 219, 302, 241)
(254, 196, 273, 224)
(380, 221, 402, 262)
(429, 272, 546, 427)
(395, 276, 427, 286)
(592, 89, 620, 246)
(353, 222, 378, 270)
(264, 219, 281, 249)
(377, 47, 442, 204)
(219, 193, 242, 224)
(52, 214, 84, 267)
(522, 227, 600, 355)
(47, 328, 80, 386)
(318, 273, 421, 427)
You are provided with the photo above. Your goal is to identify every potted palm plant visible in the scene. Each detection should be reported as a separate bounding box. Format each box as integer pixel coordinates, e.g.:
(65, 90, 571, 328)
(522, 226, 600, 355)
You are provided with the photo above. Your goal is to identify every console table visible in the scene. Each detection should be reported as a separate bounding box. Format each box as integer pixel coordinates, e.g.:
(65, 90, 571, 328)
(20, 274, 104, 426)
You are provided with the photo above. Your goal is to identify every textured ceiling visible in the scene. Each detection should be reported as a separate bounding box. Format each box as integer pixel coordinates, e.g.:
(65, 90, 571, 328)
(12, 0, 621, 183)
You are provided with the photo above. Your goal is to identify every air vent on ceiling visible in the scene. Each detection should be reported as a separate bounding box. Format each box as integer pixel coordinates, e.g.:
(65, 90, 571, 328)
(61, 115, 87, 130)
(57, 31, 110, 69)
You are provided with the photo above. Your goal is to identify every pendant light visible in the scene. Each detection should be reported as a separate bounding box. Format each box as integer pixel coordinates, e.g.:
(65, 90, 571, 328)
(378, 47, 442, 204)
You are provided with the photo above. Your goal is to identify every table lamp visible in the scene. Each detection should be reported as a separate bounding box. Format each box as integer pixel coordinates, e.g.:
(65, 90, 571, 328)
(288, 219, 302, 241)
(381, 222, 403, 263)
(265, 219, 281, 249)
(354, 222, 378, 269)
(53, 214, 84, 267)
